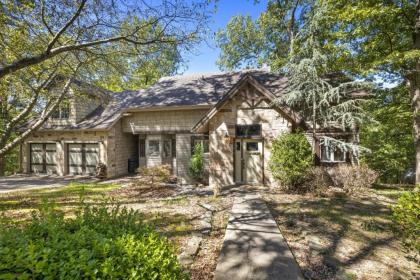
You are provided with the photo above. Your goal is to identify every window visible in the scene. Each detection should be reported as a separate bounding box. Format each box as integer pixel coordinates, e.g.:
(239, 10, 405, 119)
(52, 101, 70, 119)
(236, 124, 261, 138)
(191, 135, 209, 154)
(139, 139, 146, 157)
(148, 140, 160, 157)
(246, 142, 259, 152)
(320, 143, 346, 162)
(163, 140, 171, 158)
(171, 138, 176, 158)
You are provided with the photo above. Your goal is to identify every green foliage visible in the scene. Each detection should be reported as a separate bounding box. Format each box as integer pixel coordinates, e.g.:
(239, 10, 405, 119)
(4, 147, 19, 175)
(361, 86, 415, 183)
(0, 202, 186, 279)
(216, 0, 313, 71)
(269, 132, 313, 188)
(189, 143, 204, 183)
(392, 191, 420, 253)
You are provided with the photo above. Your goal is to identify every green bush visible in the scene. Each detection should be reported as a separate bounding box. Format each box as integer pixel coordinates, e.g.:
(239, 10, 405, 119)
(0, 203, 186, 279)
(189, 143, 204, 183)
(392, 191, 420, 253)
(269, 132, 313, 189)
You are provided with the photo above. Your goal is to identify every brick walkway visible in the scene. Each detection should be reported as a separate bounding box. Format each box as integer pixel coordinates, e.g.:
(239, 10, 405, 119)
(214, 194, 304, 280)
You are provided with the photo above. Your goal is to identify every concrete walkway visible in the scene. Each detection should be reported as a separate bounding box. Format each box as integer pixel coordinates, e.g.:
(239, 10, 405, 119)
(0, 175, 96, 193)
(214, 194, 304, 280)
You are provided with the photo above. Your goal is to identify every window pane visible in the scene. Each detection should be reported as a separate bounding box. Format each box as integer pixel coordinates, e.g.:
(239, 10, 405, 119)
(320, 144, 331, 161)
(148, 140, 160, 156)
(171, 139, 176, 158)
(202, 140, 209, 153)
(163, 140, 171, 158)
(334, 147, 345, 162)
(86, 151, 99, 166)
(31, 151, 43, 164)
(139, 139, 146, 157)
(246, 142, 259, 151)
(236, 124, 261, 137)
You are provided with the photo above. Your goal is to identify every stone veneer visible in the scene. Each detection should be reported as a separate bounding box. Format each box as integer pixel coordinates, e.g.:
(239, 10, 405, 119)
(22, 82, 294, 187)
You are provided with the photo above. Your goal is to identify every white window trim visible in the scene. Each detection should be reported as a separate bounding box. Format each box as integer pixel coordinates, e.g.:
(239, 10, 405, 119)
(320, 144, 346, 163)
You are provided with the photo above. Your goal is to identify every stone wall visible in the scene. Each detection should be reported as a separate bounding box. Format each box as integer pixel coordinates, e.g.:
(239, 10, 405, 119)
(176, 133, 193, 184)
(107, 120, 137, 177)
(208, 82, 292, 189)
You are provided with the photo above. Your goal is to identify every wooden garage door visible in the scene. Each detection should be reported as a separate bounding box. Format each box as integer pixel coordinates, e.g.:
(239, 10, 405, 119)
(68, 143, 99, 175)
(30, 143, 57, 174)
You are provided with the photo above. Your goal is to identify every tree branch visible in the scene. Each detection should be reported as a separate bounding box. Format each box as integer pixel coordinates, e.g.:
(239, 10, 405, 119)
(46, 0, 87, 53)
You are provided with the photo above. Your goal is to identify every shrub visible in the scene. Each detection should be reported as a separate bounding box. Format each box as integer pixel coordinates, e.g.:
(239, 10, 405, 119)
(328, 164, 378, 193)
(269, 132, 313, 189)
(301, 167, 332, 195)
(137, 164, 171, 187)
(392, 191, 420, 253)
(0, 203, 186, 279)
(189, 143, 204, 183)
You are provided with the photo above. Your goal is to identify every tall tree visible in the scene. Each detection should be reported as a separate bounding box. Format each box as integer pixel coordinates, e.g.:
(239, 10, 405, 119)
(0, 0, 210, 174)
(361, 86, 415, 183)
(217, 0, 420, 184)
(274, 2, 370, 162)
(216, 0, 314, 71)
(319, 0, 419, 183)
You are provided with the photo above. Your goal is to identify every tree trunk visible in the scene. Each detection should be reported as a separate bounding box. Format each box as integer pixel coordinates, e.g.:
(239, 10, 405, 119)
(0, 156, 4, 176)
(412, 85, 420, 185)
(411, 0, 420, 185)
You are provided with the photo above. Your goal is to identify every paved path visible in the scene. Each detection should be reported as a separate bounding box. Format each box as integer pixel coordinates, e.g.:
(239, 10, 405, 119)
(0, 175, 95, 193)
(214, 194, 304, 280)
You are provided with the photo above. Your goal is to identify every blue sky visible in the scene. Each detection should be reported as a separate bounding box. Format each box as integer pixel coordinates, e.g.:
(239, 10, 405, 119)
(182, 0, 268, 74)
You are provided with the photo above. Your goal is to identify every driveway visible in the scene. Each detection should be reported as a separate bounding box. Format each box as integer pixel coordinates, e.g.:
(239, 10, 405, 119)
(0, 174, 97, 193)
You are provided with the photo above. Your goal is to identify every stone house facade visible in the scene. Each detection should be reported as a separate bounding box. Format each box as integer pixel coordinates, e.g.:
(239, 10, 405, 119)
(20, 70, 357, 188)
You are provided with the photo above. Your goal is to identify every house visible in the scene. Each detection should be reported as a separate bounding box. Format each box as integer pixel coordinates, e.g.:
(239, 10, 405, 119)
(20, 70, 357, 188)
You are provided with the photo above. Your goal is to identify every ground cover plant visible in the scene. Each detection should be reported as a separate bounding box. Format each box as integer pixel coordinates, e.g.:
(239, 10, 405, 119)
(0, 178, 233, 280)
(0, 202, 186, 279)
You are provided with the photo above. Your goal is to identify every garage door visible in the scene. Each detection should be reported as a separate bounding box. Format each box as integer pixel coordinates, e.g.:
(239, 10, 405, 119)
(30, 143, 57, 174)
(68, 143, 99, 175)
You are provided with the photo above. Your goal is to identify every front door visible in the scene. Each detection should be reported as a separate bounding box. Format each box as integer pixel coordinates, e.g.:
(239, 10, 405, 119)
(235, 139, 263, 184)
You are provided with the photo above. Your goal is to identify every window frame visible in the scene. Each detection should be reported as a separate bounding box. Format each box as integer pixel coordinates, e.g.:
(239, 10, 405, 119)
(191, 135, 209, 155)
(148, 140, 160, 157)
(235, 124, 262, 138)
(51, 100, 70, 120)
(320, 142, 346, 163)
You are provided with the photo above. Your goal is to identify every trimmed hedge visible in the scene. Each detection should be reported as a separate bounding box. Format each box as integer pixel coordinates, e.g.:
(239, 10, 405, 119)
(0, 203, 186, 279)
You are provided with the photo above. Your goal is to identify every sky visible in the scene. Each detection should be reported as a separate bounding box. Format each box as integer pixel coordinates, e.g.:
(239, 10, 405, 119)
(182, 0, 268, 75)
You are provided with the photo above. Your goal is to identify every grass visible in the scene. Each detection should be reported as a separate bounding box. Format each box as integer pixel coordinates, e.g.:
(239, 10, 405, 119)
(0, 183, 120, 213)
(263, 185, 419, 280)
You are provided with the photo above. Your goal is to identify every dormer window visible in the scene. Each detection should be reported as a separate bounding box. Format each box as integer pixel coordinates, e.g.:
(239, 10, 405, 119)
(51, 101, 70, 119)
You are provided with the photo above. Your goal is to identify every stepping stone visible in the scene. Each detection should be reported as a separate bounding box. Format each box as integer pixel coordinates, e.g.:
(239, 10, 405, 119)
(214, 194, 304, 280)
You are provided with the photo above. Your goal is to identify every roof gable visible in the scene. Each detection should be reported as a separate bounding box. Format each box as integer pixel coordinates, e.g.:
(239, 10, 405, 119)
(191, 74, 304, 133)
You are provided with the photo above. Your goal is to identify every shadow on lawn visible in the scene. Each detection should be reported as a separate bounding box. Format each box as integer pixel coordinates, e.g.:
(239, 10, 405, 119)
(266, 193, 404, 279)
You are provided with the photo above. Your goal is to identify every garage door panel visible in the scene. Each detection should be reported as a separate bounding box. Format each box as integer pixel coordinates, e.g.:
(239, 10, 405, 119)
(31, 164, 44, 173)
(30, 143, 57, 174)
(68, 143, 99, 175)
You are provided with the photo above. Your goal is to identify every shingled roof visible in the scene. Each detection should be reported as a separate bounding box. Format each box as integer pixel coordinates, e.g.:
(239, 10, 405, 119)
(40, 70, 288, 130)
